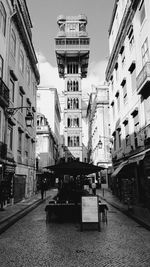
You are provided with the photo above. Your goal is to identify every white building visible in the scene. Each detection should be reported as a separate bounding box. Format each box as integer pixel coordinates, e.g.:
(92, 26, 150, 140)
(106, 0, 150, 207)
(0, 0, 40, 205)
(37, 87, 61, 158)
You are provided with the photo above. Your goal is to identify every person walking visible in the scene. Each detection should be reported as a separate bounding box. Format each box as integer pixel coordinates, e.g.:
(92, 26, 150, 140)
(92, 182, 96, 195)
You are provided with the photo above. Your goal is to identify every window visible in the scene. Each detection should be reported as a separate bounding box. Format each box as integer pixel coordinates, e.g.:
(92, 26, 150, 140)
(118, 129, 121, 148)
(142, 38, 149, 66)
(19, 49, 24, 73)
(0, 55, 3, 78)
(115, 92, 120, 112)
(114, 62, 118, 81)
(0, 2, 6, 36)
(68, 136, 80, 147)
(121, 79, 127, 104)
(18, 130, 22, 152)
(113, 132, 116, 151)
(124, 121, 130, 147)
(25, 135, 29, 160)
(19, 91, 23, 112)
(10, 29, 16, 56)
(111, 102, 115, 120)
(120, 46, 125, 67)
(67, 62, 78, 74)
(9, 78, 15, 102)
(134, 115, 139, 148)
(128, 25, 134, 49)
(139, 0, 146, 25)
(110, 75, 114, 91)
(7, 126, 13, 151)
(67, 98, 79, 109)
(129, 63, 136, 93)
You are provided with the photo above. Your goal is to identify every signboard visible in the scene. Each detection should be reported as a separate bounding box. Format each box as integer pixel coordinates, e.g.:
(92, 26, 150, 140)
(81, 196, 99, 223)
(4, 164, 15, 174)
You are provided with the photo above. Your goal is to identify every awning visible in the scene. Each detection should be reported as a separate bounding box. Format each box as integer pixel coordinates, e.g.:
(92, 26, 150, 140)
(44, 161, 105, 176)
(111, 160, 128, 178)
(128, 148, 150, 164)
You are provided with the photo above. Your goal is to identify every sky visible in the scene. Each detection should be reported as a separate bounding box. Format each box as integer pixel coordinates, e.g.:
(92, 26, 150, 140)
(26, 0, 115, 95)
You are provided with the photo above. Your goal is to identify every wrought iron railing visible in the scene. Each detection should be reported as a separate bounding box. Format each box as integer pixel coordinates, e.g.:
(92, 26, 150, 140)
(136, 62, 150, 93)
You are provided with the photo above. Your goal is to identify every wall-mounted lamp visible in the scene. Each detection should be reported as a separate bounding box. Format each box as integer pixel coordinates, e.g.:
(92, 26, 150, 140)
(5, 107, 34, 127)
(98, 139, 102, 149)
(98, 135, 113, 150)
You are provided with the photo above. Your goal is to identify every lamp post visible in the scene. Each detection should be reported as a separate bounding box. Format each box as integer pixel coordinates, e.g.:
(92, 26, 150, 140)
(5, 106, 34, 127)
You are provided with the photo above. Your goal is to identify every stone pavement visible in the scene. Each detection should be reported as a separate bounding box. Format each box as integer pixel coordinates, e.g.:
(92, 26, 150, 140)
(97, 187, 150, 231)
(0, 187, 150, 235)
(0, 188, 57, 234)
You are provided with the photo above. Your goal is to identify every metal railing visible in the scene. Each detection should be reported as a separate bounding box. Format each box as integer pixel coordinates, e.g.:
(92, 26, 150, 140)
(136, 62, 150, 93)
(0, 78, 9, 106)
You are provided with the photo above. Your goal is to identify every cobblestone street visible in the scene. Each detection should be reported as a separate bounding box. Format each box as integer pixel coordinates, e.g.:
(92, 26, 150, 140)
(0, 198, 150, 267)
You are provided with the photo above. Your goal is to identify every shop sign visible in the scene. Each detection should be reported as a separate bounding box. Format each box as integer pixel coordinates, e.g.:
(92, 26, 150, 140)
(4, 165, 15, 174)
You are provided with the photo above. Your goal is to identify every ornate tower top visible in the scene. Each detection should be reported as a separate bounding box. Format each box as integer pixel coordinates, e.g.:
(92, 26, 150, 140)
(57, 14, 88, 37)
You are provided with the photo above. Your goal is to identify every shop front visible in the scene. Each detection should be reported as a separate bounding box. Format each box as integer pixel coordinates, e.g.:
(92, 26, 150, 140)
(111, 148, 150, 208)
(0, 161, 16, 209)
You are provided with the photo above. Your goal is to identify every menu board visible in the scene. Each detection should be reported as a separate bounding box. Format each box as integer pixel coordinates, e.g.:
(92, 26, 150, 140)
(81, 196, 99, 223)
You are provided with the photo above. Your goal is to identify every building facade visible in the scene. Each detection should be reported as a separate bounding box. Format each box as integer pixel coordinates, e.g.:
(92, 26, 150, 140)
(55, 15, 90, 161)
(36, 113, 57, 189)
(0, 0, 40, 207)
(106, 0, 150, 207)
(87, 85, 112, 185)
(37, 87, 61, 156)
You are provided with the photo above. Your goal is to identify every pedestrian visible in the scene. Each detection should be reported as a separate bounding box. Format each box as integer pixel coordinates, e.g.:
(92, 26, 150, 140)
(92, 182, 96, 195)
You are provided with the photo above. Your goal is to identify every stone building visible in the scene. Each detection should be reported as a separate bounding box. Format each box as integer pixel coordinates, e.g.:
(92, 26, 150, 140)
(0, 0, 40, 207)
(106, 0, 150, 207)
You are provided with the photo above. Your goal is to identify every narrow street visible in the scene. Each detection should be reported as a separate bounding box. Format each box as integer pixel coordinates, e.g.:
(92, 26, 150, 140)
(0, 198, 150, 267)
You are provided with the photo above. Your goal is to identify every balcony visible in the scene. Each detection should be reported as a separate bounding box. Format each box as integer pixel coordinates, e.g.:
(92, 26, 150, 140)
(136, 62, 150, 95)
(55, 38, 90, 55)
(0, 142, 7, 159)
(0, 78, 9, 107)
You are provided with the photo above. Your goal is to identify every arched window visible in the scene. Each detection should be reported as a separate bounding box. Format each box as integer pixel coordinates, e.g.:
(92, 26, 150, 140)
(0, 2, 6, 36)
(67, 81, 70, 91)
(67, 98, 71, 109)
(76, 81, 79, 91)
(70, 80, 73, 91)
(75, 64, 78, 74)
(74, 98, 79, 109)
(73, 80, 76, 91)
(67, 117, 70, 127)
(68, 136, 70, 146)
(73, 98, 76, 109)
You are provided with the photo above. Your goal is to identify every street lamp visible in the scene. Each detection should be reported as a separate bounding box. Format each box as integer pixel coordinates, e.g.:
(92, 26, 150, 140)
(5, 106, 34, 127)
(98, 136, 113, 150)
(98, 139, 103, 149)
